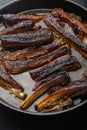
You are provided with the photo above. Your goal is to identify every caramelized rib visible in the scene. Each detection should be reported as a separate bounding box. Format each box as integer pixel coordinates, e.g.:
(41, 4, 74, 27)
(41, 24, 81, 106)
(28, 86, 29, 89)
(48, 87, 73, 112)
(0, 60, 26, 99)
(52, 8, 87, 37)
(2, 39, 65, 61)
(3, 44, 70, 74)
(3, 47, 33, 61)
(0, 14, 44, 27)
(33, 71, 70, 91)
(44, 14, 87, 59)
(0, 28, 54, 48)
(27, 44, 71, 69)
(0, 20, 35, 35)
(30, 54, 81, 81)
(35, 78, 87, 112)
(3, 58, 29, 74)
(42, 97, 72, 112)
(20, 71, 70, 110)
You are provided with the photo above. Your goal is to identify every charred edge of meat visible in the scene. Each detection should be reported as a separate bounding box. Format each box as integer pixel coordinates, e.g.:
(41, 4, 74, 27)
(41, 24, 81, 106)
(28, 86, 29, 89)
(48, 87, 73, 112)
(0, 20, 35, 35)
(52, 8, 87, 37)
(2, 39, 66, 61)
(35, 78, 87, 112)
(20, 71, 70, 110)
(33, 71, 70, 91)
(0, 28, 54, 48)
(3, 44, 70, 74)
(47, 86, 62, 95)
(26, 44, 71, 70)
(3, 58, 29, 74)
(0, 60, 26, 99)
(41, 97, 73, 112)
(2, 44, 70, 74)
(2, 46, 33, 61)
(43, 14, 87, 59)
(0, 14, 44, 27)
(29, 54, 81, 81)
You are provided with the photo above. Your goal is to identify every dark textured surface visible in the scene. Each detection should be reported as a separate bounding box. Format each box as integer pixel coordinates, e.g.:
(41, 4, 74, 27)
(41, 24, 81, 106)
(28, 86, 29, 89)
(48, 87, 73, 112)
(0, 0, 87, 130)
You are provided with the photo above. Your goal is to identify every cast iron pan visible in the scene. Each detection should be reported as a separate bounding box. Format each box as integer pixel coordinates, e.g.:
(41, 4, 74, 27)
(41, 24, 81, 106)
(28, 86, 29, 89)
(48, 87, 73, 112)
(0, 0, 87, 116)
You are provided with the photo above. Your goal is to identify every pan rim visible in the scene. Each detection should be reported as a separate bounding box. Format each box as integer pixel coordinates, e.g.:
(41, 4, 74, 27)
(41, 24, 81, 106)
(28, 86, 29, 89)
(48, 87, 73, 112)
(0, 0, 87, 116)
(0, 0, 87, 13)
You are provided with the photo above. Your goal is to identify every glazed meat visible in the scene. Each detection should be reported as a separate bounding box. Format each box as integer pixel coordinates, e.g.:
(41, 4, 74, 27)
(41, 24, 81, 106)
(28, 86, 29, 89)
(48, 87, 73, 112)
(27, 44, 71, 69)
(30, 54, 81, 81)
(44, 14, 87, 59)
(0, 60, 26, 99)
(3, 44, 70, 74)
(2, 39, 66, 61)
(0, 20, 35, 35)
(20, 71, 70, 110)
(35, 78, 87, 112)
(33, 71, 70, 91)
(3, 58, 30, 74)
(0, 28, 54, 48)
(0, 14, 44, 27)
(2, 47, 33, 61)
(52, 8, 87, 37)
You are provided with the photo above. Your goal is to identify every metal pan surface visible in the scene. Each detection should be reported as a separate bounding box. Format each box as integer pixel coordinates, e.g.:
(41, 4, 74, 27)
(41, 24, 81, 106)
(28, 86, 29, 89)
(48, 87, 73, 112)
(0, 0, 87, 116)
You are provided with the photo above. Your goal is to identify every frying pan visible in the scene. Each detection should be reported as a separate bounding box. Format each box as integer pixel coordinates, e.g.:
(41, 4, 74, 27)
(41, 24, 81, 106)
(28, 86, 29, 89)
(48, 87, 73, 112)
(0, 0, 87, 116)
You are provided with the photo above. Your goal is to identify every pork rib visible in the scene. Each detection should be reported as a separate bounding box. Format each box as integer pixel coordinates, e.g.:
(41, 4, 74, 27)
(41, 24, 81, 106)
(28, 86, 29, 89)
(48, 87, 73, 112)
(20, 71, 70, 110)
(52, 8, 87, 37)
(0, 60, 26, 99)
(0, 14, 44, 27)
(30, 54, 81, 81)
(2, 39, 66, 61)
(35, 78, 87, 112)
(0, 20, 35, 35)
(3, 44, 70, 74)
(44, 14, 87, 59)
(0, 28, 54, 48)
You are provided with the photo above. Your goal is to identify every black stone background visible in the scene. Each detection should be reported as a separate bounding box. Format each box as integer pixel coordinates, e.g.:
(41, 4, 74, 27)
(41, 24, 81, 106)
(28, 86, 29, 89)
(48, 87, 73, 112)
(0, 0, 87, 130)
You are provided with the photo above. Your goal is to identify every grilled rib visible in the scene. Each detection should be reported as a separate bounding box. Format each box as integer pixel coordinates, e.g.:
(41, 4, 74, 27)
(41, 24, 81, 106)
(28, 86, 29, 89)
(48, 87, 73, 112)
(35, 78, 87, 112)
(0, 14, 44, 27)
(0, 60, 26, 99)
(2, 47, 33, 61)
(3, 58, 29, 74)
(27, 44, 71, 69)
(20, 71, 70, 110)
(33, 71, 70, 91)
(0, 20, 35, 35)
(30, 54, 81, 81)
(52, 8, 87, 37)
(43, 14, 87, 59)
(2, 39, 66, 61)
(3, 44, 70, 74)
(41, 97, 72, 112)
(0, 28, 54, 48)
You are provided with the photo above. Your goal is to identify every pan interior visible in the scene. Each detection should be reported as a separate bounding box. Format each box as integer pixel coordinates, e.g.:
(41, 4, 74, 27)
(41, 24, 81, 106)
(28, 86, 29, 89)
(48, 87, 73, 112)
(0, 9, 87, 116)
